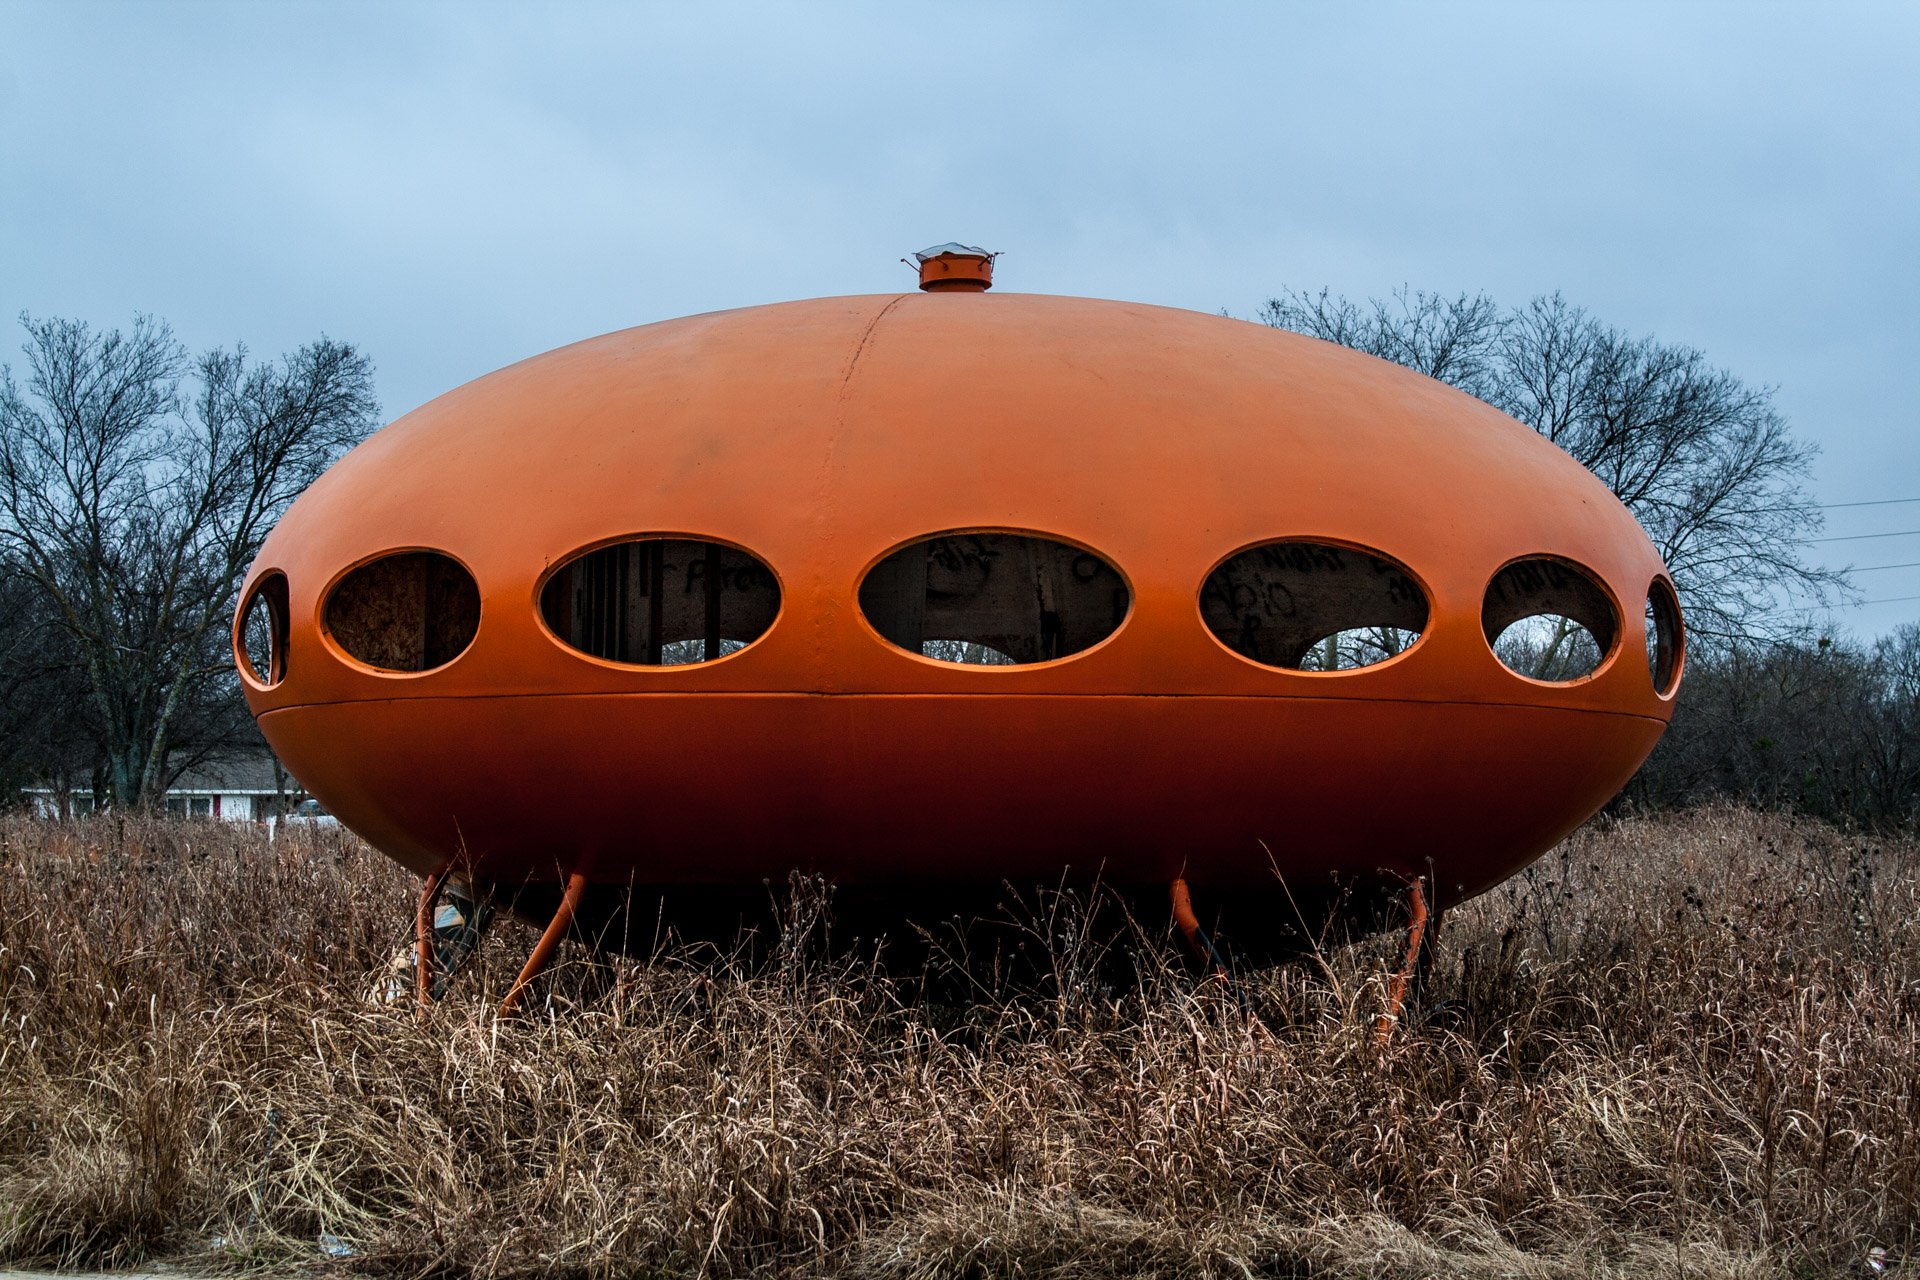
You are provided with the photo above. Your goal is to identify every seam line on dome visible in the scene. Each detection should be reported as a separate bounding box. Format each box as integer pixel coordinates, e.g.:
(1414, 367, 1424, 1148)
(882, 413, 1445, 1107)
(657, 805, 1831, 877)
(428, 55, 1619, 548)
(840, 294, 910, 398)
(254, 692, 1670, 726)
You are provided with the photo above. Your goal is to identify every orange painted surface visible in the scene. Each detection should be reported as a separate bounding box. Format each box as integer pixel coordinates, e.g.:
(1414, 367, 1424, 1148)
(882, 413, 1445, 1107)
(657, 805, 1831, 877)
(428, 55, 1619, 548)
(237, 291, 1677, 918)
(916, 248, 994, 291)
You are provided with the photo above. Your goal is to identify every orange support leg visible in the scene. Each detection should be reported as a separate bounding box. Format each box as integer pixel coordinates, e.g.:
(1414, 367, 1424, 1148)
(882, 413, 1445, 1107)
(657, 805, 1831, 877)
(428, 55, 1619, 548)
(1170, 877, 1229, 976)
(415, 865, 452, 1010)
(1375, 877, 1429, 1044)
(498, 872, 589, 1016)
(1172, 877, 1272, 1042)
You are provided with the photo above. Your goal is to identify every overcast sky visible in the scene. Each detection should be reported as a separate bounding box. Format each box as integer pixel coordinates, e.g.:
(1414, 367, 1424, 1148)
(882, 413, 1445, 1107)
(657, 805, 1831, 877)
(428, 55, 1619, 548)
(4, 3, 1916, 634)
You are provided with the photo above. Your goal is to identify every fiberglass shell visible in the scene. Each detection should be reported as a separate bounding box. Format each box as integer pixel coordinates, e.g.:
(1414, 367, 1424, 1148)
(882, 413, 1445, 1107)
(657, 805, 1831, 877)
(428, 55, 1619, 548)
(238, 291, 1678, 914)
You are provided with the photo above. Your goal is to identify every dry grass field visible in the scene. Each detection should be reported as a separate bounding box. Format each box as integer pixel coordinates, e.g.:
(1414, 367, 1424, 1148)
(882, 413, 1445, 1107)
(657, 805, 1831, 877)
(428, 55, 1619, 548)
(0, 806, 1915, 1279)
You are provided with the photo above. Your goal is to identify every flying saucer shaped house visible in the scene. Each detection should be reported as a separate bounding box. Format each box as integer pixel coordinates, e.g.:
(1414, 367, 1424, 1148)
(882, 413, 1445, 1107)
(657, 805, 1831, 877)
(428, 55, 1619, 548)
(235, 246, 1683, 995)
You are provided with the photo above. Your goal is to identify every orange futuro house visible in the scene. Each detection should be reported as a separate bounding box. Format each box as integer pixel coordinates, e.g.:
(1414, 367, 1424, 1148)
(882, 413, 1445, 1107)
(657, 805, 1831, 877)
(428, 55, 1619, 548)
(236, 246, 1682, 997)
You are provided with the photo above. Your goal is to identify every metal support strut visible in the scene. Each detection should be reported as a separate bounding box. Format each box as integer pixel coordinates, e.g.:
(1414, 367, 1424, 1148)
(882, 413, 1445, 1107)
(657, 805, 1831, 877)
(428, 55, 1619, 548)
(1375, 877, 1429, 1044)
(415, 865, 453, 1010)
(498, 872, 590, 1016)
(1171, 878, 1272, 1042)
(1170, 877, 1232, 979)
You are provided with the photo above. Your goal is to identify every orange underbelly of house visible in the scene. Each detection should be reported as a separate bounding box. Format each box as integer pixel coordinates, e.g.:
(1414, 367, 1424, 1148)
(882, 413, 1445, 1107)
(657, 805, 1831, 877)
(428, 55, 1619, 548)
(260, 692, 1663, 910)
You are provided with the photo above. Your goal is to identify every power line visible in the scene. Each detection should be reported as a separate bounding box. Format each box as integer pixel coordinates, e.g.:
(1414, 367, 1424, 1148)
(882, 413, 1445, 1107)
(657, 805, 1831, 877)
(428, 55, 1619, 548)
(1819, 497, 1920, 509)
(1850, 562, 1920, 573)
(1811, 529, 1920, 543)
(1851, 595, 1920, 606)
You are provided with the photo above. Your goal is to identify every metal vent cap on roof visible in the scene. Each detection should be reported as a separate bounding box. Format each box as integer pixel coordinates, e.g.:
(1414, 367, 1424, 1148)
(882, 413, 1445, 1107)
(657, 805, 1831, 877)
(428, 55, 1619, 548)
(910, 243, 997, 292)
(912, 242, 993, 262)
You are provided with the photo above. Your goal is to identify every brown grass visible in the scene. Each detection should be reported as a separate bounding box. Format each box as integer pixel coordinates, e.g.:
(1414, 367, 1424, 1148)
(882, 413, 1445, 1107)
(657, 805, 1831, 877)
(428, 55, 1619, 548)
(0, 806, 1915, 1278)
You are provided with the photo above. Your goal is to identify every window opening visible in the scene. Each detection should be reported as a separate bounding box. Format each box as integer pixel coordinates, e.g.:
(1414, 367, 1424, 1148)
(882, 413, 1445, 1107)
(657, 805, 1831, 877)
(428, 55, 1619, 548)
(238, 572, 290, 686)
(1647, 577, 1683, 695)
(539, 538, 779, 666)
(325, 551, 481, 673)
(860, 532, 1129, 665)
(1483, 557, 1618, 683)
(1200, 541, 1428, 670)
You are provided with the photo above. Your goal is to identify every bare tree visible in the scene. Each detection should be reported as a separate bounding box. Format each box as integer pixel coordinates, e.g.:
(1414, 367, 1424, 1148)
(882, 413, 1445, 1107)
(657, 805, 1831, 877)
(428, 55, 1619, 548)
(0, 313, 377, 806)
(1261, 286, 1506, 397)
(0, 560, 93, 804)
(1260, 288, 1841, 645)
(1627, 624, 1920, 830)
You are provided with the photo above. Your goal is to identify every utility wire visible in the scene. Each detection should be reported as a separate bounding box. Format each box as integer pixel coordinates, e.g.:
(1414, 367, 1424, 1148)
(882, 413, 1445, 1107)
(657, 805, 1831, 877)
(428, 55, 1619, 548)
(1818, 497, 1920, 509)
(1849, 562, 1920, 573)
(1810, 529, 1920, 543)
(1850, 595, 1920, 606)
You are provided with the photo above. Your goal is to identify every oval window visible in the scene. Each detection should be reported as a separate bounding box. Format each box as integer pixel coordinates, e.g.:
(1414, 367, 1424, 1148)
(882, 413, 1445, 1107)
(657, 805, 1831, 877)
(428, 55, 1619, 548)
(1483, 557, 1618, 683)
(325, 551, 480, 672)
(1200, 541, 1428, 671)
(859, 532, 1129, 665)
(1647, 577, 1683, 695)
(237, 572, 289, 686)
(539, 538, 779, 665)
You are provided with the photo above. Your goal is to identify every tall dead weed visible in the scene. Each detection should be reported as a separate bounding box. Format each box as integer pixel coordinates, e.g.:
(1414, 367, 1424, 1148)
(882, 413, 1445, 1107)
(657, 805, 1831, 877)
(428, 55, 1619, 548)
(0, 806, 1914, 1278)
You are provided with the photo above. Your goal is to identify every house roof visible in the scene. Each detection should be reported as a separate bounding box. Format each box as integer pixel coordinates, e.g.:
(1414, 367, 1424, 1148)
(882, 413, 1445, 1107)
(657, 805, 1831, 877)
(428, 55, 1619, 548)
(169, 754, 290, 793)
